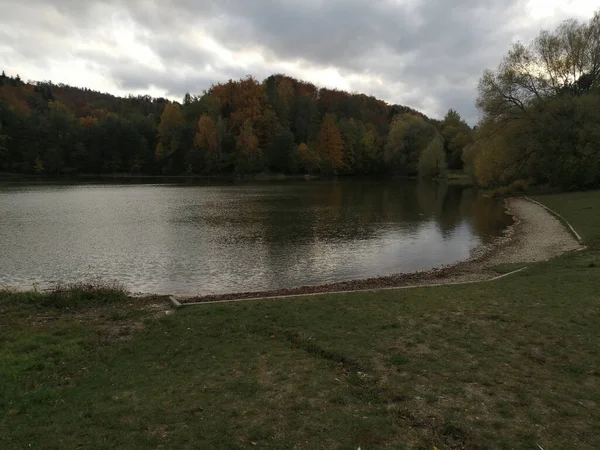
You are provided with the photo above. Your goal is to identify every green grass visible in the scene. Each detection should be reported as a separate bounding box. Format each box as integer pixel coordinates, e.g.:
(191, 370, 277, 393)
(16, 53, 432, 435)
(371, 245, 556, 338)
(2, 191, 600, 449)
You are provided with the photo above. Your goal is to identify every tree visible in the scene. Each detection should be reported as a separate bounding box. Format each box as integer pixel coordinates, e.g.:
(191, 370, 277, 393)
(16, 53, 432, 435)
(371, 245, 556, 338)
(315, 114, 344, 174)
(225, 76, 265, 131)
(296, 143, 319, 173)
(292, 95, 319, 144)
(194, 115, 218, 152)
(0, 133, 8, 169)
(0, 70, 440, 178)
(192, 115, 218, 173)
(156, 103, 185, 171)
(254, 107, 280, 157)
(470, 9, 600, 190)
(235, 119, 260, 172)
(40, 101, 78, 174)
(418, 136, 446, 179)
(477, 10, 600, 122)
(385, 114, 438, 175)
(439, 109, 473, 170)
(266, 128, 296, 173)
(338, 118, 359, 171)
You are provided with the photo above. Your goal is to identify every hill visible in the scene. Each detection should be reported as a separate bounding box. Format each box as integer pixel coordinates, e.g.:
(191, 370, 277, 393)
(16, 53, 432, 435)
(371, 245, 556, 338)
(0, 71, 467, 178)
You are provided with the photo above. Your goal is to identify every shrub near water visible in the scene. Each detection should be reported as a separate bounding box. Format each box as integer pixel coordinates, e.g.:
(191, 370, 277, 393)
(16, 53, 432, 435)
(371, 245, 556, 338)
(42, 280, 128, 309)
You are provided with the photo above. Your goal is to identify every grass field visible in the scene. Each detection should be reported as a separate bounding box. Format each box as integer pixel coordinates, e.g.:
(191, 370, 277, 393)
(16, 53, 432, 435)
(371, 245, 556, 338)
(1, 191, 599, 449)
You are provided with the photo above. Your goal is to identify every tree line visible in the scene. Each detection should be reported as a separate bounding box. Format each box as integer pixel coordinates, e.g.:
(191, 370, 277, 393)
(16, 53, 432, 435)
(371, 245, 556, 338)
(2, 11, 598, 190)
(466, 9, 600, 191)
(0, 71, 472, 179)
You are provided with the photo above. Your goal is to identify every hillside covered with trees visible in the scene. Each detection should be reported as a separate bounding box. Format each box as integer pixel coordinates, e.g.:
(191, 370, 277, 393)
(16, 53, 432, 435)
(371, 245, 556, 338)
(0, 72, 471, 179)
(4, 9, 597, 190)
(465, 9, 600, 191)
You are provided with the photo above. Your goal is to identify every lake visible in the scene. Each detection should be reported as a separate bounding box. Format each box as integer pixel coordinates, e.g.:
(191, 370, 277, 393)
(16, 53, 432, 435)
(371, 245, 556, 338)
(0, 180, 511, 295)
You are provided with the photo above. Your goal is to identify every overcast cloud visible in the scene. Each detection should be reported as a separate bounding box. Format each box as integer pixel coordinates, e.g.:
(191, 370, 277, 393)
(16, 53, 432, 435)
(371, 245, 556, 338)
(0, 0, 597, 123)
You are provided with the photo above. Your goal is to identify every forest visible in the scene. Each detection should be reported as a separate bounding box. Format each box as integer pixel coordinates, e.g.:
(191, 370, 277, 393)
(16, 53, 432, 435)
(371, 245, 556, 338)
(1, 10, 599, 190)
(0, 71, 471, 179)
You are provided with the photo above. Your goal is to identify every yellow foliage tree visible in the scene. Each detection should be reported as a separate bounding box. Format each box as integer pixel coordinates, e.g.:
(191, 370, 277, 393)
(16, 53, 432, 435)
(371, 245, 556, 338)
(194, 115, 218, 153)
(156, 103, 184, 159)
(315, 114, 344, 173)
(79, 116, 99, 128)
(296, 142, 319, 173)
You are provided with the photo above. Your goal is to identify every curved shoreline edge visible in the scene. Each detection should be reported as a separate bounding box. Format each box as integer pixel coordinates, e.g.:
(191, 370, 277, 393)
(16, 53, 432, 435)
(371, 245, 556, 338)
(524, 196, 583, 244)
(176, 197, 584, 305)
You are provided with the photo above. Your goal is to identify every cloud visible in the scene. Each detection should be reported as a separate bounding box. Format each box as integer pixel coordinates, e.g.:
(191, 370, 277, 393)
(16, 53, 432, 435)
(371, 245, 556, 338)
(0, 0, 597, 124)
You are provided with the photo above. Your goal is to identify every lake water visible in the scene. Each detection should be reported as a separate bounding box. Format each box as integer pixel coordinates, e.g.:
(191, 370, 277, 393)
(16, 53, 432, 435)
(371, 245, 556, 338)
(0, 180, 511, 295)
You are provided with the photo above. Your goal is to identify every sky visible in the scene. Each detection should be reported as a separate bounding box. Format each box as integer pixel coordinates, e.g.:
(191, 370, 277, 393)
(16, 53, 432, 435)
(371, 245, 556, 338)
(0, 0, 598, 124)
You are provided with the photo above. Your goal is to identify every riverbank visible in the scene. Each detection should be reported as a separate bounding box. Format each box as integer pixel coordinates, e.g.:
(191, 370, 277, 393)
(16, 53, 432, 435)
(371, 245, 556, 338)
(1, 190, 599, 449)
(178, 197, 583, 304)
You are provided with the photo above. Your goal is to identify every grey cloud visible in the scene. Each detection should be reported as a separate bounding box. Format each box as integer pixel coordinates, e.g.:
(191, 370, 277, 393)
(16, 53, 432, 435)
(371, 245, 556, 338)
(0, 0, 595, 124)
(114, 0, 546, 122)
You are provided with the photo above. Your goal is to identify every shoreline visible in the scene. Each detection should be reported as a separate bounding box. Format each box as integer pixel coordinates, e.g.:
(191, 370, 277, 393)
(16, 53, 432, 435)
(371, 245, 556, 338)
(1, 197, 582, 302)
(177, 197, 583, 304)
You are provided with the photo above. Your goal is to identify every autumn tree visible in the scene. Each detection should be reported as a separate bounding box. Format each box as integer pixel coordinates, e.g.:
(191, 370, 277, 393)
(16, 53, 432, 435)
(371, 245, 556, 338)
(221, 76, 265, 132)
(385, 114, 438, 175)
(418, 136, 446, 179)
(235, 119, 260, 173)
(254, 107, 280, 157)
(315, 114, 344, 174)
(191, 114, 218, 173)
(361, 124, 383, 173)
(0, 70, 442, 178)
(471, 8, 600, 190)
(156, 103, 185, 173)
(296, 143, 319, 173)
(338, 118, 359, 171)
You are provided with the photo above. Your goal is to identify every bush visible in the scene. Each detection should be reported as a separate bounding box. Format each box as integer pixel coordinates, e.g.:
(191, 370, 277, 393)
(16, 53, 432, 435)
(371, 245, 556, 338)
(43, 280, 128, 309)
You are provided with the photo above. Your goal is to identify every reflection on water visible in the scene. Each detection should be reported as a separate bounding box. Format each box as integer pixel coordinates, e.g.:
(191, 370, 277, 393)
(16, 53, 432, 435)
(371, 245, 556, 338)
(0, 180, 511, 294)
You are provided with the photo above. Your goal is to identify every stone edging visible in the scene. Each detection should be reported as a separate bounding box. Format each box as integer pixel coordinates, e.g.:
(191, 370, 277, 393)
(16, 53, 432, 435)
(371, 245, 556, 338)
(524, 196, 583, 243)
(170, 267, 528, 307)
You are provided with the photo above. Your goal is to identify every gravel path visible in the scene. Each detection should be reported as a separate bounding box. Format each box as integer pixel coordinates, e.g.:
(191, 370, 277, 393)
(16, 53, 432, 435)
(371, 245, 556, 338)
(179, 198, 584, 304)
(484, 198, 582, 266)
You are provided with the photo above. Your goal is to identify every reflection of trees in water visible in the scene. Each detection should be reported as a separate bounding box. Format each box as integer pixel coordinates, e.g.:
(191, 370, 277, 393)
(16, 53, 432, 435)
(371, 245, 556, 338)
(218, 181, 511, 266)
(161, 182, 511, 290)
(459, 189, 513, 240)
(260, 180, 489, 246)
(437, 186, 464, 237)
(414, 181, 465, 238)
(419, 182, 463, 237)
(183, 182, 509, 250)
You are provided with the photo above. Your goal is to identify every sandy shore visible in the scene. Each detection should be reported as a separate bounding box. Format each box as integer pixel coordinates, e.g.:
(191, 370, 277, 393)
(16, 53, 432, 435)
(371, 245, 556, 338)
(179, 198, 583, 304)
